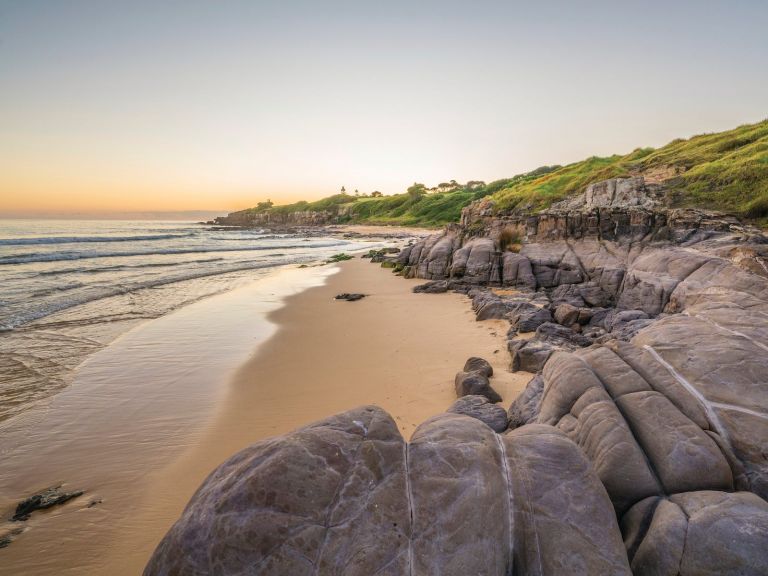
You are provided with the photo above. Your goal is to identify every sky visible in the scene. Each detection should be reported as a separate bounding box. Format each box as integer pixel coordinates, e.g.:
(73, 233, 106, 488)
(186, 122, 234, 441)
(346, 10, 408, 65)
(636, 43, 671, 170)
(1, 0, 767, 216)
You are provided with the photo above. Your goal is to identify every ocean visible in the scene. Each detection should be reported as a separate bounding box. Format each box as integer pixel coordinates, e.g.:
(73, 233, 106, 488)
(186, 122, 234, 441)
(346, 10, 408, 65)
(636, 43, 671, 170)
(0, 219, 376, 424)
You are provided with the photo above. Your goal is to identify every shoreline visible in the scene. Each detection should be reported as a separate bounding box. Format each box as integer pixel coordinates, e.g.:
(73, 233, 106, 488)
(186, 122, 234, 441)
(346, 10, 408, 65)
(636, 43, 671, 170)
(0, 263, 338, 574)
(101, 257, 532, 573)
(1, 254, 531, 574)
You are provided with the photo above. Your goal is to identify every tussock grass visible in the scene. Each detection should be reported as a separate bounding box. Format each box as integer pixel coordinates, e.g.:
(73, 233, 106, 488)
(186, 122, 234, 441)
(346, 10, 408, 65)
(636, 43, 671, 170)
(491, 119, 768, 218)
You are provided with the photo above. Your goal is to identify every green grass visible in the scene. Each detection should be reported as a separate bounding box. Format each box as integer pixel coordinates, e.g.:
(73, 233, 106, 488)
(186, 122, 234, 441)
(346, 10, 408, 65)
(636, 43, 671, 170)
(490, 119, 768, 218)
(232, 118, 768, 227)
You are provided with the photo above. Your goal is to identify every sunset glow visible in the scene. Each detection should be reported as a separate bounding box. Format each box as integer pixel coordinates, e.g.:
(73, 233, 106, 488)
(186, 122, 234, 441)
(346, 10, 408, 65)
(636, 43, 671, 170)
(2, 0, 767, 216)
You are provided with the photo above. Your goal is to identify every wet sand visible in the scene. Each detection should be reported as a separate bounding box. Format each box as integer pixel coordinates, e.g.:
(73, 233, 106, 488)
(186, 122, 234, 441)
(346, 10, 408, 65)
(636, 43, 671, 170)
(106, 258, 532, 573)
(1, 257, 532, 574)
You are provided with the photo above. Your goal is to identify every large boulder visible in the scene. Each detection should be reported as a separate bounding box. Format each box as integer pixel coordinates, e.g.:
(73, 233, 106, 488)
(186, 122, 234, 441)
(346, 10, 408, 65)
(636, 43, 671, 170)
(622, 491, 768, 576)
(145, 408, 632, 576)
(538, 347, 735, 514)
(143, 406, 411, 575)
(407, 414, 510, 573)
(508, 339, 555, 372)
(411, 232, 459, 280)
(507, 374, 544, 429)
(501, 252, 537, 289)
(451, 238, 497, 283)
(463, 356, 493, 377)
(617, 248, 709, 315)
(505, 425, 632, 575)
(454, 371, 502, 403)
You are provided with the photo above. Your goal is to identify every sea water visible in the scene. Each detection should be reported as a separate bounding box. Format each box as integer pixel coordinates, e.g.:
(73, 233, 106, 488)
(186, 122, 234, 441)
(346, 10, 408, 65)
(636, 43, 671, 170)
(0, 219, 373, 423)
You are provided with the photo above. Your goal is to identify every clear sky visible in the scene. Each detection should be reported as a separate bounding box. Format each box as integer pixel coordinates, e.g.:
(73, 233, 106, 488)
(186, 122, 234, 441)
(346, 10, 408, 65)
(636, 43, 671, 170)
(1, 0, 767, 215)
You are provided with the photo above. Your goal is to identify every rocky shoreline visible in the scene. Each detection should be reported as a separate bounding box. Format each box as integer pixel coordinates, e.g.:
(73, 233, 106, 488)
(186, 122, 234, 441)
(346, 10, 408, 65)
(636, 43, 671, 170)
(145, 177, 768, 575)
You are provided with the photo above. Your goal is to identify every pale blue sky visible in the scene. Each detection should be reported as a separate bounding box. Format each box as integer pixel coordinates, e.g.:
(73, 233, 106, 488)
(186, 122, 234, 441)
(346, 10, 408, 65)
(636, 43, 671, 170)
(1, 0, 767, 212)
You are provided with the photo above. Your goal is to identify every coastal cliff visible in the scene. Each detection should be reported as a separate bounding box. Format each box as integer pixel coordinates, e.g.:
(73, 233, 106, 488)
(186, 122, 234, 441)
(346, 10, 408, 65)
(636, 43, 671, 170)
(213, 207, 344, 227)
(145, 178, 768, 575)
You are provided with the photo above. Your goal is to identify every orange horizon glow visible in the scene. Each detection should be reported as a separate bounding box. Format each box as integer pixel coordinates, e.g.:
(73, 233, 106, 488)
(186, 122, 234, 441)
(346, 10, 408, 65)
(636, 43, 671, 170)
(2, 2, 768, 216)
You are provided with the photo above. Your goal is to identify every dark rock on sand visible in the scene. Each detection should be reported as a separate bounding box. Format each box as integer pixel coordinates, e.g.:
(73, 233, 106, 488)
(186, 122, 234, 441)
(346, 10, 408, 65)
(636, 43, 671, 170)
(508, 339, 555, 372)
(13, 486, 84, 521)
(454, 371, 502, 403)
(447, 395, 507, 432)
(413, 280, 449, 293)
(470, 290, 519, 320)
(334, 293, 365, 301)
(0, 526, 24, 549)
(463, 356, 493, 377)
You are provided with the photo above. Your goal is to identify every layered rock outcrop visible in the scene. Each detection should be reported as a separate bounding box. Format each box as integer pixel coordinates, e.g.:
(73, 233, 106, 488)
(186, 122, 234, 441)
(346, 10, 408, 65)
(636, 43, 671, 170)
(146, 177, 768, 575)
(407, 178, 768, 495)
(214, 208, 347, 227)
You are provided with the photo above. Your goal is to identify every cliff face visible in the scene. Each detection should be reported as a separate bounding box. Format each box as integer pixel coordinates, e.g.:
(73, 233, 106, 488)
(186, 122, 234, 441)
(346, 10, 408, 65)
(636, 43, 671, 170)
(145, 177, 768, 576)
(214, 208, 342, 227)
(458, 176, 747, 246)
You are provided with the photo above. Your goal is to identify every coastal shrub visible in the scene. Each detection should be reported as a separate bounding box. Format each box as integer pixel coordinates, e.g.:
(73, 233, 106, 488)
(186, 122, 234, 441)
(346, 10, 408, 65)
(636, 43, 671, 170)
(745, 194, 768, 219)
(489, 119, 768, 218)
(326, 253, 353, 263)
(499, 228, 522, 253)
(466, 220, 485, 235)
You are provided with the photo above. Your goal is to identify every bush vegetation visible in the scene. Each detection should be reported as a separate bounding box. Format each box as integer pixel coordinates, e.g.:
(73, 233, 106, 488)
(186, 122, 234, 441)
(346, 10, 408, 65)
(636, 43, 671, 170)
(490, 119, 768, 218)
(235, 119, 768, 227)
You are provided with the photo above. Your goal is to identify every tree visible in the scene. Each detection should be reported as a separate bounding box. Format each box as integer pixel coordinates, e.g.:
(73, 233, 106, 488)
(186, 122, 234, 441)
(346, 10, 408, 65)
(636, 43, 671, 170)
(370, 191, 383, 197)
(255, 200, 273, 212)
(341, 186, 346, 194)
(407, 183, 427, 200)
(354, 189, 359, 197)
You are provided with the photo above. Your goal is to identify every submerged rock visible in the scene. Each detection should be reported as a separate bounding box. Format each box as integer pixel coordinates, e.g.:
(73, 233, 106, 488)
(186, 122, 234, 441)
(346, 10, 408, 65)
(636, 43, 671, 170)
(13, 486, 84, 521)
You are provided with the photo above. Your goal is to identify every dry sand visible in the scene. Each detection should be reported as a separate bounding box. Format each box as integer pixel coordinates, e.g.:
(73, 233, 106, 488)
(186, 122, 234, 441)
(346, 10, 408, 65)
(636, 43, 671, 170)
(16, 257, 533, 574)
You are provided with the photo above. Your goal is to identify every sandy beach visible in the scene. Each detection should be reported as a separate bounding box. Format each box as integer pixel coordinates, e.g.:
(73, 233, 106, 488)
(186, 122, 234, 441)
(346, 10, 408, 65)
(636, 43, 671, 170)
(1, 254, 532, 575)
(105, 257, 532, 573)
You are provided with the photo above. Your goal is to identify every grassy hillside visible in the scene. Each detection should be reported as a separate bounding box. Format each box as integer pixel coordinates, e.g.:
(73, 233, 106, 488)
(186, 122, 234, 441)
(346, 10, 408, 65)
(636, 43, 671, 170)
(490, 119, 768, 217)
(235, 171, 557, 228)
(236, 118, 768, 227)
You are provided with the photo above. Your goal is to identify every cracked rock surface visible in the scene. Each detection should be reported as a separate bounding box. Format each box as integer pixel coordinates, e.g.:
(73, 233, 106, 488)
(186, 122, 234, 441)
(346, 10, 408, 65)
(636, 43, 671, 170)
(144, 407, 632, 576)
